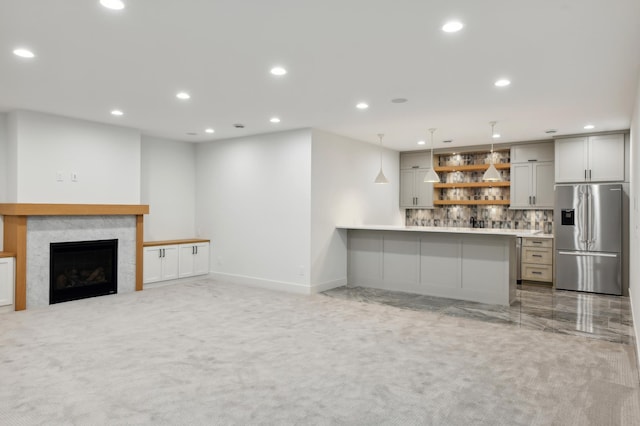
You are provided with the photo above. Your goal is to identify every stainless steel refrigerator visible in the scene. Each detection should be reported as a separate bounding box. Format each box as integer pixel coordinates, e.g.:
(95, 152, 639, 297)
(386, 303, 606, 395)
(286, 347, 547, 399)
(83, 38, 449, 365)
(554, 184, 622, 295)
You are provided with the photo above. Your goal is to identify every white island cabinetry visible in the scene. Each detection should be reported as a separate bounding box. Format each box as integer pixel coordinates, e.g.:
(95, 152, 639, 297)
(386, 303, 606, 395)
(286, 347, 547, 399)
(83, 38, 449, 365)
(339, 226, 539, 306)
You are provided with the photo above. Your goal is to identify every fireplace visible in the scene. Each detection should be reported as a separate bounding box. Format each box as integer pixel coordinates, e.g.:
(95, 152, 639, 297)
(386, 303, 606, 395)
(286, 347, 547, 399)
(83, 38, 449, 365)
(50, 239, 118, 304)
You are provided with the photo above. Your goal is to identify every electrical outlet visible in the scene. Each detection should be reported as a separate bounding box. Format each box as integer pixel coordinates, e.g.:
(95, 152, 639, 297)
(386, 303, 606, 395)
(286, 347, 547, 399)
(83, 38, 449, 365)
(56, 171, 64, 182)
(71, 171, 79, 182)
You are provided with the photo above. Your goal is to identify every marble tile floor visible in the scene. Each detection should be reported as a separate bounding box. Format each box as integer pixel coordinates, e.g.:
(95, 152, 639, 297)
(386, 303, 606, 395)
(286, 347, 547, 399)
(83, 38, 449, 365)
(322, 283, 636, 345)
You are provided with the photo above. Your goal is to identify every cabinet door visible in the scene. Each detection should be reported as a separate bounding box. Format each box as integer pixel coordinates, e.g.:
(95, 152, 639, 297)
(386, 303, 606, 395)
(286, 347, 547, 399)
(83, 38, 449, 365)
(143, 247, 163, 283)
(193, 243, 210, 276)
(588, 134, 624, 182)
(555, 137, 587, 182)
(178, 245, 195, 278)
(400, 152, 430, 169)
(414, 170, 433, 208)
(0, 258, 15, 307)
(510, 163, 533, 209)
(511, 143, 554, 163)
(162, 246, 179, 280)
(400, 170, 416, 207)
(532, 162, 555, 208)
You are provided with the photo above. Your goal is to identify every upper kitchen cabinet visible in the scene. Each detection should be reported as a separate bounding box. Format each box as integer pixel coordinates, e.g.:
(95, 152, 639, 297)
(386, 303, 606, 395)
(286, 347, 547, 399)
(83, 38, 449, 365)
(399, 152, 434, 209)
(554, 134, 625, 183)
(400, 152, 431, 170)
(510, 143, 554, 209)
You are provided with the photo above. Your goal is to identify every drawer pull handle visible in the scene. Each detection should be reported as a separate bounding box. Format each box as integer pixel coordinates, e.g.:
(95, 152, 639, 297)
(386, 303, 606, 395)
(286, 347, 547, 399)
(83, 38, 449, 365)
(532, 241, 542, 244)
(532, 271, 542, 275)
(532, 254, 543, 258)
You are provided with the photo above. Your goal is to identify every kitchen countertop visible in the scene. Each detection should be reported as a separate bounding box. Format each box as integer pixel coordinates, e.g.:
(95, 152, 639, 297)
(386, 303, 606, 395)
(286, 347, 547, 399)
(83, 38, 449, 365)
(336, 225, 542, 237)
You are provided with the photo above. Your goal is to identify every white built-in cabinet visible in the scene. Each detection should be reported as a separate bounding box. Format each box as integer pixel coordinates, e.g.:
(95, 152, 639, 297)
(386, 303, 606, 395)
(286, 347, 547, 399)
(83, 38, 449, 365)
(0, 256, 15, 307)
(510, 143, 554, 209)
(178, 242, 210, 278)
(554, 134, 625, 183)
(399, 152, 434, 209)
(143, 239, 210, 284)
(143, 245, 179, 283)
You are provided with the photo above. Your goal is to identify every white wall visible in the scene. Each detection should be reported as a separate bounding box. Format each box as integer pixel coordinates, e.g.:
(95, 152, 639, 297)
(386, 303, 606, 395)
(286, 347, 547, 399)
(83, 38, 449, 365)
(140, 135, 196, 241)
(629, 72, 640, 366)
(7, 110, 140, 204)
(195, 129, 312, 293)
(310, 129, 402, 290)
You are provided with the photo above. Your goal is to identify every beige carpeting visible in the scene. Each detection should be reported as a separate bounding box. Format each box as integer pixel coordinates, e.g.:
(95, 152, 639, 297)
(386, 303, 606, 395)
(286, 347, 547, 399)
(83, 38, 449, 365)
(1, 279, 639, 425)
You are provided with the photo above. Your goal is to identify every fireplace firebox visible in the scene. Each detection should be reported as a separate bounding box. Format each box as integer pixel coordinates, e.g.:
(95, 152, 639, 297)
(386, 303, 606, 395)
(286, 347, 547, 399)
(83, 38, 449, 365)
(49, 239, 118, 304)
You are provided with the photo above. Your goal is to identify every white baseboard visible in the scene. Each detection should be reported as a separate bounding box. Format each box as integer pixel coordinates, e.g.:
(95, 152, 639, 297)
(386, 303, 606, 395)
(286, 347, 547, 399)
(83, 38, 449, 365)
(310, 278, 347, 294)
(209, 272, 312, 295)
(629, 289, 640, 378)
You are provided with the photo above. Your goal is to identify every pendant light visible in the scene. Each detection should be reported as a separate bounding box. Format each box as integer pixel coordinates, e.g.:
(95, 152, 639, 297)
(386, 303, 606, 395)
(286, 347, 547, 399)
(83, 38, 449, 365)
(374, 133, 389, 184)
(482, 121, 502, 182)
(423, 128, 440, 183)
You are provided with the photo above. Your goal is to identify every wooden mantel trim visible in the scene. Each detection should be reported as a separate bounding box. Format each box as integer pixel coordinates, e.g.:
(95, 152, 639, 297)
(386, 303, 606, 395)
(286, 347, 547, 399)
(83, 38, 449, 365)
(0, 203, 149, 216)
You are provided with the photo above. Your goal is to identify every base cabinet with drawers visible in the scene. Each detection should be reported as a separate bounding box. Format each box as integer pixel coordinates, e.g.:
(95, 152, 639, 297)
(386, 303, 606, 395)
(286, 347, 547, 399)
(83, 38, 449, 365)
(521, 237, 553, 283)
(143, 239, 210, 284)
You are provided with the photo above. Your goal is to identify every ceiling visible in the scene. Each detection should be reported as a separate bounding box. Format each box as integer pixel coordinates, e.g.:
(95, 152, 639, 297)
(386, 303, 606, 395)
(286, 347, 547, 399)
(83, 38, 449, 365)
(1, 0, 639, 151)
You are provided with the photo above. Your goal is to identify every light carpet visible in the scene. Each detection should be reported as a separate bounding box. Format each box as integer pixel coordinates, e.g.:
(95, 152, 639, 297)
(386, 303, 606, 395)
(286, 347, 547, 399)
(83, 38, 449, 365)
(1, 278, 639, 425)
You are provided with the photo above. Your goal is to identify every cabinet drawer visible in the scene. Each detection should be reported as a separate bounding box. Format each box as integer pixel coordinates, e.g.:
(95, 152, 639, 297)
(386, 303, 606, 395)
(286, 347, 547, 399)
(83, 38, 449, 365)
(522, 263, 553, 282)
(523, 238, 553, 248)
(522, 247, 552, 264)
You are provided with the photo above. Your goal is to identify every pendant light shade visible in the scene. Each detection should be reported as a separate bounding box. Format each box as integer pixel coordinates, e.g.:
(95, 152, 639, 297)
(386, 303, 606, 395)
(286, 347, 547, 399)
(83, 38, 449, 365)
(374, 133, 389, 184)
(483, 121, 502, 182)
(423, 128, 440, 183)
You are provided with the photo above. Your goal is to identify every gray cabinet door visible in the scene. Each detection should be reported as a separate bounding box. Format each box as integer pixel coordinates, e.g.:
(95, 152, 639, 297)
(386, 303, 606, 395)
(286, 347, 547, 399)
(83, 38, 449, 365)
(400, 170, 416, 208)
(414, 170, 433, 208)
(510, 163, 533, 208)
(588, 134, 624, 182)
(533, 162, 554, 208)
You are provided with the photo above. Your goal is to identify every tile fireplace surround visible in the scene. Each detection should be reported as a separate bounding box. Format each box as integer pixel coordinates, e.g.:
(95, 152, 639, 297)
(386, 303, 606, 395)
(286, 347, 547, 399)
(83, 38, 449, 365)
(0, 204, 149, 311)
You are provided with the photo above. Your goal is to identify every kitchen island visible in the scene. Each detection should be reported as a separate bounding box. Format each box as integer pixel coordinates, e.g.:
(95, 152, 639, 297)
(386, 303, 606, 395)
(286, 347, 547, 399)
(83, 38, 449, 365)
(337, 225, 541, 306)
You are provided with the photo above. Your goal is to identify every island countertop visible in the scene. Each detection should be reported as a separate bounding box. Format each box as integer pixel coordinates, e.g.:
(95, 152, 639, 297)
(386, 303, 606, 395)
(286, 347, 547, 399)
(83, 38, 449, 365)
(337, 225, 542, 237)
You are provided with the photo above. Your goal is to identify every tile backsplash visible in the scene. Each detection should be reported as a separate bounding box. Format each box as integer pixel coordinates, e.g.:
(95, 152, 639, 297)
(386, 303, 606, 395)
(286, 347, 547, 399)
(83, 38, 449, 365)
(406, 207, 553, 234)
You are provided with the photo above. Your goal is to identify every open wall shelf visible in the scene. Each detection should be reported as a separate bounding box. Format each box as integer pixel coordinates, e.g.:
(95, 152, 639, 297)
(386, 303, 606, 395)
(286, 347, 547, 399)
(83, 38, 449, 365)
(434, 182, 511, 189)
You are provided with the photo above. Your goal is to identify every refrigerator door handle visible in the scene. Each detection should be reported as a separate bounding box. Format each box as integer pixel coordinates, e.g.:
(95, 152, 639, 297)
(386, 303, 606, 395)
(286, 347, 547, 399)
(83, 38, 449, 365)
(558, 251, 618, 258)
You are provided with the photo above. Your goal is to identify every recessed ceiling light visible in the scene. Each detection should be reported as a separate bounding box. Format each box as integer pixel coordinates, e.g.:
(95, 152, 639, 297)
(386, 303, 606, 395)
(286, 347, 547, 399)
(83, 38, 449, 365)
(417, 140, 426, 145)
(442, 21, 464, 33)
(110, 109, 123, 116)
(584, 124, 595, 130)
(270, 117, 281, 123)
(176, 91, 190, 100)
(492, 133, 501, 139)
(100, 0, 125, 10)
(13, 48, 35, 58)
(270, 66, 287, 76)
(443, 140, 453, 144)
(391, 98, 408, 104)
(234, 123, 245, 129)
(205, 128, 215, 134)
(356, 102, 369, 110)
(494, 79, 511, 87)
